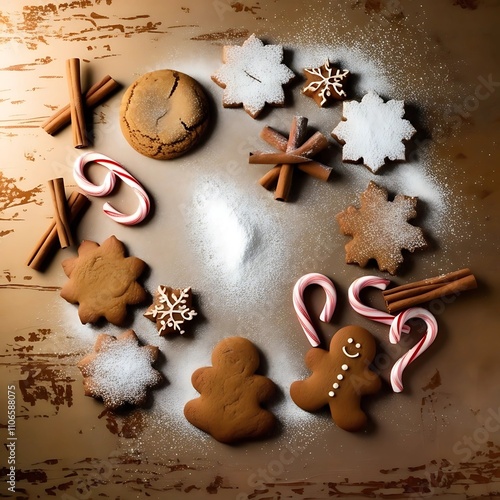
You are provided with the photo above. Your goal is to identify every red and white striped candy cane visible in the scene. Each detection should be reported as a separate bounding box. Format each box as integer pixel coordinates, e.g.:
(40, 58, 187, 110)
(293, 273, 337, 347)
(73, 152, 150, 225)
(389, 307, 438, 393)
(348, 276, 410, 333)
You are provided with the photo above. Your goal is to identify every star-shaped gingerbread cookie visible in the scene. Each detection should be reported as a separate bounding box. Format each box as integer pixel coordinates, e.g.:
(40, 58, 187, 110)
(60, 235, 147, 325)
(336, 182, 427, 275)
(212, 33, 295, 118)
(78, 329, 162, 409)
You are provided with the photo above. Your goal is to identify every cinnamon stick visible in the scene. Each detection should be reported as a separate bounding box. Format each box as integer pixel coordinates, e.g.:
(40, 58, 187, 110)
(259, 126, 288, 151)
(249, 151, 312, 164)
(259, 166, 281, 190)
(26, 192, 89, 271)
(275, 164, 294, 201)
(66, 58, 88, 148)
(47, 178, 72, 248)
(250, 132, 328, 165)
(42, 75, 119, 135)
(382, 268, 477, 313)
(297, 161, 333, 181)
(275, 116, 308, 202)
(292, 131, 329, 158)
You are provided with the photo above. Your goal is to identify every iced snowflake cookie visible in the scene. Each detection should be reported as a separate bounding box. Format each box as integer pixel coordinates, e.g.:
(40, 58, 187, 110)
(302, 60, 349, 107)
(211, 33, 295, 118)
(184, 337, 277, 443)
(336, 181, 428, 275)
(331, 91, 416, 173)
(60, 235, 147, 325)
(144, 285, 197, 335)
(77, 330, 163, 410)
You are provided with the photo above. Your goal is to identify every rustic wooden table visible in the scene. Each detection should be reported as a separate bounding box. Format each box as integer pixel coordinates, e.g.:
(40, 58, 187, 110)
(1, 1, 499, 499)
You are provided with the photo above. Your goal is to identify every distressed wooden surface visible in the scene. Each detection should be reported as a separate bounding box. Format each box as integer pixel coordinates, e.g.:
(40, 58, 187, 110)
(1, 1, 499, 498)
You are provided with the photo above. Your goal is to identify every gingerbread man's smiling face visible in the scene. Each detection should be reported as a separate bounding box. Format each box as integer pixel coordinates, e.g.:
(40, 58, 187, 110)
(333, 327, 377, 367)
(342, 336, 362, 359)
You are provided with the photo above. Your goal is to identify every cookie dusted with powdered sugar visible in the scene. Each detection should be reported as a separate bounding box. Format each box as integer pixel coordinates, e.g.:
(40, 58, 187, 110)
(212, 34, 295, 118)
(336, 182, 428, 275)
(120, 69, 210, 160)
(332, 91, 416, 173)
(78, 330, 163, 410)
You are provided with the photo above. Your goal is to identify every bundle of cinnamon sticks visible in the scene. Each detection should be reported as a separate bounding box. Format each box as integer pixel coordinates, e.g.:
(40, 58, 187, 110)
(250, 116, 332, 202)
(382, 268, 477, 313)
(26, 179, 89, 271)
(41, 58, 119, 147)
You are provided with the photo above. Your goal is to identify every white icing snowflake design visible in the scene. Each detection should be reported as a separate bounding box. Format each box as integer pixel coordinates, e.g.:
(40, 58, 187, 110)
(332, 91, 416, 173)
(146, 286, 197, 335)
(303, 60, 349, 106)
(212, 34, 295, 118)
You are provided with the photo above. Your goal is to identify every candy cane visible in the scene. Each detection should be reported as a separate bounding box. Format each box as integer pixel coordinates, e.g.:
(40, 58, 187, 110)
(389, 307, 438, 393)
(73, 152, 150, 225)
(293, 273, 337, 347)
(348, 276, 410, 334)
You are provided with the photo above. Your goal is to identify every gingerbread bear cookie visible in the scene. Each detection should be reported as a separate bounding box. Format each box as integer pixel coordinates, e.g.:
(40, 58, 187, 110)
(184, 337, 276, 443)
(290, 325, 381, 432)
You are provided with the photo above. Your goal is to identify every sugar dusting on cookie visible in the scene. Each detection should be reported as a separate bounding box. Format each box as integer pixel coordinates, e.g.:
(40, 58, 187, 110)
(212, 33, 295, 118)
(78, 332, 162, 409)
(332, 91, 417, 173)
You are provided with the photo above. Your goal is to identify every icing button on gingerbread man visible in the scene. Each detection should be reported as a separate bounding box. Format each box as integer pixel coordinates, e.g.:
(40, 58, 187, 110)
(290, 325, 381, 432)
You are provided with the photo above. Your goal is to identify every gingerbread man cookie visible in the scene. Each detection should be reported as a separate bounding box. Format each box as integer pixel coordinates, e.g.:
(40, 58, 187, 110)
(290, 325, 381, 432)
(184, 337, 276, 444)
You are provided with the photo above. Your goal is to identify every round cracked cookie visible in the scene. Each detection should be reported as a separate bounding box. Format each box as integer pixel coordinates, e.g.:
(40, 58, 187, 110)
(120, 69, 210, 160)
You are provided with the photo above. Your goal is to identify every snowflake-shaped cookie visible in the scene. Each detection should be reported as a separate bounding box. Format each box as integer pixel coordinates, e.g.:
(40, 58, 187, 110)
(144, 285, 197, 335)
(336, 182, 427, 275)
(60, 235, 147, 325)
(332, 91, 416, 173)
(211, 33, 295, 118)
(302, 60, 349, 107)
(78, 330, 162, 410)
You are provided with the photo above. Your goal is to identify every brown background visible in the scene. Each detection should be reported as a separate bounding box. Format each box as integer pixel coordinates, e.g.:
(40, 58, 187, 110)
(1, 1, 499, 498)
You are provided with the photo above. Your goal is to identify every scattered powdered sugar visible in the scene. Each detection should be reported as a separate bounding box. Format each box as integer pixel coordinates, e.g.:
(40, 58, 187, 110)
(212, 33, 295, 118)
(52, 10, 472, 448)
(332, 91, 417, 172)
